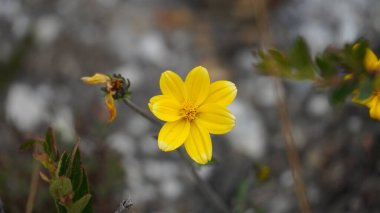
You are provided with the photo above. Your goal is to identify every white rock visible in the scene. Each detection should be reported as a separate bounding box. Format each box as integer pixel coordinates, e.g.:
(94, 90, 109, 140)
(137, 32, 169, 66)
(34, 16, 62, 45)
(108, 133, 136, 156)
(307, 94, 330, 117)
(51, 106, 75, 142)
(6, 83, 50, 132)
(159, 178, 183, 200)
(227, 98, 266, 159)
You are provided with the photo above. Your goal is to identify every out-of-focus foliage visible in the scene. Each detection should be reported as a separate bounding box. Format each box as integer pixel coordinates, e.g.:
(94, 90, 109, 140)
(255, 38, 377, 105)
(21, 128, 93, 213)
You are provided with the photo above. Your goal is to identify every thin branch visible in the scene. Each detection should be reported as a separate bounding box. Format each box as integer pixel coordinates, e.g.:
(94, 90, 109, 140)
(123, 99, 230, 213)
(254, 0, 312, 212)
(122, 99, 162, 126)
(26, 145, 40, 213)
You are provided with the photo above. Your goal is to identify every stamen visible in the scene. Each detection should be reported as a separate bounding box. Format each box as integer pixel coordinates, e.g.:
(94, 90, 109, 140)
(181, 101, 198, 121)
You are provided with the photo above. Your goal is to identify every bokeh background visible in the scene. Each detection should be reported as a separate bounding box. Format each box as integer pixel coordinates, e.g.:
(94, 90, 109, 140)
(1, 0, 380, 212)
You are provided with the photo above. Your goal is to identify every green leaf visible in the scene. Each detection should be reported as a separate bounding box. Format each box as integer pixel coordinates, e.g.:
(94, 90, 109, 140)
(56, 152, 70, 177)
(357, 77, 374, 101)
(44, 128, 58, 161)
(316, 55, 335, 78)
(74, 169, 93, 212)
(55, 202, 67, 213)
(290, 37, 312, 68)
(67, 194, 92, 213)
(330, 82, 356, 105)
(70, 143, 83, 191)
(20, 139, 43, 150)
(49, 177, 73, 199)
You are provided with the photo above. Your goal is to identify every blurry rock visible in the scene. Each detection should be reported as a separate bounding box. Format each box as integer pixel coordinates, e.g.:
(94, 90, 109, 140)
(5, 83, 51, 132)
(137, 31, 170, 66)
(307, 94, 330, 117)
(227, 98, 266, 159)
(0, 0, 21, 20)
(34, 15, 62, 46)
(108, 133, 136, 156)
(51, 105, 75, 142)
(12, 14, 30, 39)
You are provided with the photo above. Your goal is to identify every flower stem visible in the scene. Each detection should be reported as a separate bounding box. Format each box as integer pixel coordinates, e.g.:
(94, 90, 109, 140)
(26, 145, 40, 213)
(122, 99, 162, 126)
(123, 99, 230, 213)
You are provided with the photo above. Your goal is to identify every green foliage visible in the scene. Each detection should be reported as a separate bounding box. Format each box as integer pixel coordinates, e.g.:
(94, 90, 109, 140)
(256, 37, 316, 80)
(21, 128, 93, 213)
(255, 38, 378, 105)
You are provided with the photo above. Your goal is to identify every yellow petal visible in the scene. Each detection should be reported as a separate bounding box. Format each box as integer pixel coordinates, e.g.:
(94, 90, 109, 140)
(184, 120, 212, 164)
(185, 66, 210, 106)
(81, 73, 110, 84)
(158, 119, 190, 151)
(150, 97, 182, 122)
(205, 80, 237, 106)
(105, 93, 116, 122)
(364, 48, 379, 72)
(197, 103, 236, 134)
(352, 92, 375, 106)
(369, 96, 380, 120)
(149, 95, 165, 111)
(160, 71, 186, 103)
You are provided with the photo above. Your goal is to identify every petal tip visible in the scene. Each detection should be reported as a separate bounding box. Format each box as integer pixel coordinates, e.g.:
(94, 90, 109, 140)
(158, 140, 171, 151)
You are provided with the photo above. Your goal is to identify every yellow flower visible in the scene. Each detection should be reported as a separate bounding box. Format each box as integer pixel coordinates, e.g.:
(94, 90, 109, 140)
(149, 66, 237, 164)
(353, 90, 380, 120)
(363, 48, 380, 72)
(352, 48, 380, 120)
(81, 73, 119, 122)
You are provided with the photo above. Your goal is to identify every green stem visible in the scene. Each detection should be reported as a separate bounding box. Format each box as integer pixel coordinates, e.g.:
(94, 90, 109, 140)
(123, 99, 230, 213)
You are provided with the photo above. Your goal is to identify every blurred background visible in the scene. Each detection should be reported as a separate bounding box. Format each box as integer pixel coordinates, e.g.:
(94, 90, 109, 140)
(1, 0, 380, 212)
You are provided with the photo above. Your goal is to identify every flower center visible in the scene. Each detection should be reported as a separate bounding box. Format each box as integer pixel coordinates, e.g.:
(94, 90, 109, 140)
(107, 79, 124, 95)
(181, 102, 198, 121)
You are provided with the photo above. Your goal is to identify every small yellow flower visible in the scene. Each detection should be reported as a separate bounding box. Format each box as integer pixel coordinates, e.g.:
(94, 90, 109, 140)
(353, 48, 380, 120)
(353, 90, 380, 120)
(363, 48, 380, 72)
(82, 73, 126, 122)
(149, 66, 237, 164)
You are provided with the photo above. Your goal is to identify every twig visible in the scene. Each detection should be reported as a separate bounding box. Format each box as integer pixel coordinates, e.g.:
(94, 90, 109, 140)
(254, 0, 312, 212)
(123, 99, 230, 213)
(122, 99, 162, 126)
(26, 145, 40, 213)
(114, 199, 133, 213)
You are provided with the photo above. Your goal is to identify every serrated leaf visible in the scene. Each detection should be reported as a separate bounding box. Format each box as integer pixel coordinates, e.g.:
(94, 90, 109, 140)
(290, 37, 312, 68)
(67, 194, 91, 213)
(73, 168, 89, 201)
(44, 128, 58, 161)
(330, 82, 356, 105)
(74, 169, 93, 212)
(19, 139, 43, 150)
(49, 177, 73, 199)
(316, 56, 335, 78)
(56, 152, 70, 178)
(55, 202, 67, 213)
(34, 152, 56, 174)
(70, 143, 83, 191)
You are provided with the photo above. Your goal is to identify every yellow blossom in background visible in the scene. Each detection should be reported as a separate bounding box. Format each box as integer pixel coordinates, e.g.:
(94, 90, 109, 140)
(353, 48, 380, 120)
(149, 66, 237, 164)
(81, 73, 119, 122)
(363, 48, 380, 72)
